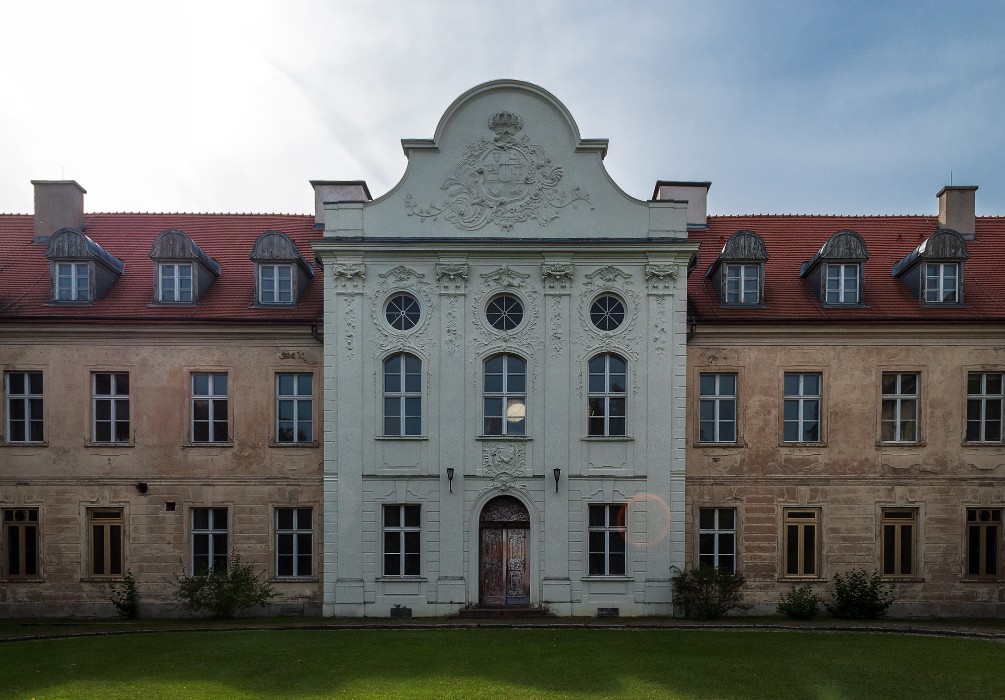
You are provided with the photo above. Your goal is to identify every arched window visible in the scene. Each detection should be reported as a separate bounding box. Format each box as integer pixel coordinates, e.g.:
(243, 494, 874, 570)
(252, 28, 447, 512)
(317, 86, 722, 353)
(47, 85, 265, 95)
(483, 353, 526, 436)
(383, 353, 421, 436)
(588, 353, 627, 436)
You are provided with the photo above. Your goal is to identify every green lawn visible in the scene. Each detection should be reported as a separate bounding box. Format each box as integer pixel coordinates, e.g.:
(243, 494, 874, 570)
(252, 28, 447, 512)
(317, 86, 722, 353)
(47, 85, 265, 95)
(1, 628, 1002, 699)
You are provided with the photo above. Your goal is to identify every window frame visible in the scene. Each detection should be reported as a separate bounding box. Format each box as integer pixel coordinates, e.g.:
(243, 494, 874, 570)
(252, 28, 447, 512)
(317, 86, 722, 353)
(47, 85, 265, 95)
(258, 263, 294, 305)
(824, 262, 861, 304)
(92, 372, 130, 444)
(879, 508, 917, 579)
(966, 372, 1004, 443)
(4, 371, 44, 444)
(54, 261, 91, 302)
(2, 507, 40, 580)
(384, 292, 421, 332)
(698, 507, 736, 573)
(485, 293, 525, 332)
(723, 263, 761, 305)
(190, 507, 229, 574)
(782, 372, 822, 444)
(87, 508, 125, 579)
(587, 353, 628, 437)
(190, 372, 230, 444)
(383, 354, 422, 437)
(275, 372, 314, 444)
(880, 372, 920, 444)
(924, 261, 961, 304)
(589, 294, 626, 332)
(588, 504, 628, 577)
(382, 504, 421, 577)
(275, 507, 313, 579)
(157, 262, 194, 303)
(482, 353, 527, 437)
(698, 373, 737, 444)
(965, 507, 1002, 580)
(782, 508, 821, 578)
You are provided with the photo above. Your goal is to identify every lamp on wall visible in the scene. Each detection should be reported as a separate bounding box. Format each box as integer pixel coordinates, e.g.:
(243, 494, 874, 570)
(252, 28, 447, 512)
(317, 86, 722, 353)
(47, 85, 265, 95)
(553, 468, 561, 493)
(446, 467, 455, 493)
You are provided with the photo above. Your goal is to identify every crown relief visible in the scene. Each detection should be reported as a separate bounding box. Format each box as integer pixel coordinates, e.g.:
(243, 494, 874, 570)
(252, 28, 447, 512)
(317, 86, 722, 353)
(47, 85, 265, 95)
(380, 265, 425, 283)
(481, 264, 529, 288)
(404, 111, 592, 232)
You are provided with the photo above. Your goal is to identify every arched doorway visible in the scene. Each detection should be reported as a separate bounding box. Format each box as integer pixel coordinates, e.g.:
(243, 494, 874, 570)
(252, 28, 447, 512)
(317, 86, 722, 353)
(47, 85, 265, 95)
(479, 495, 530, 605)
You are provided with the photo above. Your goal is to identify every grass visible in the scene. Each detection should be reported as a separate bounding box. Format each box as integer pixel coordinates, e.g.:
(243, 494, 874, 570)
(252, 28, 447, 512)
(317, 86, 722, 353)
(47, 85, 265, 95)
(1, 628, 1003, 699)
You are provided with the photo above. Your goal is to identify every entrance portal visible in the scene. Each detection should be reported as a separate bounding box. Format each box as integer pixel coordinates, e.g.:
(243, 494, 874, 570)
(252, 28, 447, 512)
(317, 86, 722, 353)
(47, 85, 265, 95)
(479, 495, 530, 605)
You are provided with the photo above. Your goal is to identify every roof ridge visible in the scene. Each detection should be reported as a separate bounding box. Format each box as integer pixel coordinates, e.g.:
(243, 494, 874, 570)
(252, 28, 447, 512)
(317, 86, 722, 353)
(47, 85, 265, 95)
(88, 211, 312, 217)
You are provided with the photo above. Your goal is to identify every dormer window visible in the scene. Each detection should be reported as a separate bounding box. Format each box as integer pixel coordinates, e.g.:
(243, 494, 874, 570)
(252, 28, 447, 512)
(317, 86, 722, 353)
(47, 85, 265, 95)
(250, 231, 314, 307)
(149, 229, 220, 305)
(705, 230, 768, 306)
(892, 228, 969, 306)
(800, 230, 869, 306)
(45, 228, 124, 304)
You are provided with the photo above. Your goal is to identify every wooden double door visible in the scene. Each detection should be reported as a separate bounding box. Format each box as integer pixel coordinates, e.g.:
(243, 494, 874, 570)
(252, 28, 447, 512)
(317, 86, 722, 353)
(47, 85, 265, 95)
(479, 496, 530, 606)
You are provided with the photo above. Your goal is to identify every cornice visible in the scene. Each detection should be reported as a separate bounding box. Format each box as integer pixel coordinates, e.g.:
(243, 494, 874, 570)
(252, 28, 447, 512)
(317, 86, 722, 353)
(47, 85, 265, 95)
(0, 321, 321, 345)
(689, 320, 1005, 345)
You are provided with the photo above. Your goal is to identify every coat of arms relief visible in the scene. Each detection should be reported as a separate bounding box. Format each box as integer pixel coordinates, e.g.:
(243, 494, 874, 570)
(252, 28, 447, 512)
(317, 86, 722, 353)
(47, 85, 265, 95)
(405, 112, 592, 231)
(482, 443, 528, 491)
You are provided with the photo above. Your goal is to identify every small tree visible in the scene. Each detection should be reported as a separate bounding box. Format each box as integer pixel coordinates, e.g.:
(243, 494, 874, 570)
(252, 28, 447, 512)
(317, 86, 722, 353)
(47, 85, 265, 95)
(826, 569, 894, 619)
(173, 552, 275, 619)
(777, 584, 820, 620)
(110, 570, 140, 619)
(670, 566, 748, 620)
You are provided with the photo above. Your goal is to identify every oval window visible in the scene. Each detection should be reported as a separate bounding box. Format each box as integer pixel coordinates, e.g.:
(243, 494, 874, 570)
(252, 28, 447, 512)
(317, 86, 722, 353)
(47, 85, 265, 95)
(486, 293, 524, 331)
(385, 292, 421, 331)
(590, 294, 625, 331)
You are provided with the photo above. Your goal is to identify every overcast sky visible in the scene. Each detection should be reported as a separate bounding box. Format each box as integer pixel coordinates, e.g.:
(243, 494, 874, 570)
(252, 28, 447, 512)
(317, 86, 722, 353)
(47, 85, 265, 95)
(2, 1, 1003, 217)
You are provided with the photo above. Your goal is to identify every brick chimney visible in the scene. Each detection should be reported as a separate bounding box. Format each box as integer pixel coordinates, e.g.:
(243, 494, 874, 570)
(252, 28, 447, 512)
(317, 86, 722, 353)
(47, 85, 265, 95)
(310, 180, 372, 227)
(32, 180, 86, 243)
(937, 185, 977, 240)
(652, 181, 711, 229)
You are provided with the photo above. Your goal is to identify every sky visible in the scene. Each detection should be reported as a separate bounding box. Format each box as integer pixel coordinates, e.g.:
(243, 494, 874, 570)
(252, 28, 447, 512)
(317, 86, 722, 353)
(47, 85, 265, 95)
(2, 0, 1003, 217)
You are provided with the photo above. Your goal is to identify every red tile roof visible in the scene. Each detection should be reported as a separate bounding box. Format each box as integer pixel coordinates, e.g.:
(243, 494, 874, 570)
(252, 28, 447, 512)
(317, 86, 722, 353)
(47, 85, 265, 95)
(689, 216, 1005, 323)
(0, 213, 320, 323)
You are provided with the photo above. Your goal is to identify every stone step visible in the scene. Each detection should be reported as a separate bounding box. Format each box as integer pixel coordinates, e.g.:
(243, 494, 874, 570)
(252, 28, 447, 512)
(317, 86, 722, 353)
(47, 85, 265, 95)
(456, 606, 554, 619)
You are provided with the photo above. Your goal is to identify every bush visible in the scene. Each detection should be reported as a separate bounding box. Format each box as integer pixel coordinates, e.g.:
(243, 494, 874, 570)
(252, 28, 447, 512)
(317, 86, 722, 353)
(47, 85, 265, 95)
(826, 569, 894, 619)
(777, 584, 820, 620)
(110, 570, 140, 619)
(670, 566, 748, 620)
(173, 552, 275, 618)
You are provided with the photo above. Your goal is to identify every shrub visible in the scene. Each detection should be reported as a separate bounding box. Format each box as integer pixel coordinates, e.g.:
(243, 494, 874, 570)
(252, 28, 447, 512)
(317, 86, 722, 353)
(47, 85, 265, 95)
(110, 570, 140, 619)
(777, 584, 820, 620)
(173, 552, 275, 618)
(670, 566, 748, 620)
(826, 569, 894, 619)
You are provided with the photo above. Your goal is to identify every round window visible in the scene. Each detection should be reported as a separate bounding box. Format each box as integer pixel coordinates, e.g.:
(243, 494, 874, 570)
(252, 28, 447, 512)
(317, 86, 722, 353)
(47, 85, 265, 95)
(385, 292, 421, 331)
(590, 294, 626, 331)
(485, 293, 524, 331)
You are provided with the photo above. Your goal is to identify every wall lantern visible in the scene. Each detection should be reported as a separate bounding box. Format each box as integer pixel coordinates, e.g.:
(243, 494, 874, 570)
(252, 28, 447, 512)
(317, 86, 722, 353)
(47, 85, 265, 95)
(553, 468, 561, 493)
(446, 467, 455, 493)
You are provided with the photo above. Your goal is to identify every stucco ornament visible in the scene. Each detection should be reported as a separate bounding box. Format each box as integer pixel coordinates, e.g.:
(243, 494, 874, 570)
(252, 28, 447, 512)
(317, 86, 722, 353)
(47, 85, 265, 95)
(482, 444, 527, 492)
(332, 262, 366, 292)
(369, 266, 435, 358)
(435, 264, 469, 293)
(541, 263, 574, 292)
(645, 264, 678, 294)
(405, 112, 591, 231)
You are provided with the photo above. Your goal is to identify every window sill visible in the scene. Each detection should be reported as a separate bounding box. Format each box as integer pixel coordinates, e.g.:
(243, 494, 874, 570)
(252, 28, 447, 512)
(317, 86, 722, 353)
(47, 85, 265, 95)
(877, 441, 926, 448)
(695, 441, 743, 448)
(183, 442, 234, 448)
(582, 436, 633, 442)
(375, 436, 429, 441)
(476, 435, 531, 441)
(881, 577, 925, 583)
(0, 441, 49, 448)
(1, 577, 45, 583)
(778, 576, 825, 582)
(778, 442, 827, 449)
(271, 576, 319, 583)
(376, 576, 428, 582)
(148, 302, 198, 307)
(268, 440, 320, 448)
(961, 577, 1003, 583)
(962, 441, 1005, 448)
(85, 442, 135, 448)
(81, 576, 125, 583)
(582, 575, 634, 582)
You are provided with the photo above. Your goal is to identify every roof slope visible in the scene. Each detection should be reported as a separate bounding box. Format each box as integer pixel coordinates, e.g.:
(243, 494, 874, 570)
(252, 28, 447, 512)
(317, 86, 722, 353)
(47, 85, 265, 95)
(688, 215, 1005, 322)
(0, 213, 320, 322)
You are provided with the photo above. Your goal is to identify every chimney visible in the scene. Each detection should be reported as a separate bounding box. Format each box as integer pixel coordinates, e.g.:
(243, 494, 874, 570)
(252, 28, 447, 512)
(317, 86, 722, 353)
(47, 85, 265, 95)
(32, 180, 86, 243)
(937, 185, 977, 240)
(652, 181, 710, 229)
(310, 180, 372, 227)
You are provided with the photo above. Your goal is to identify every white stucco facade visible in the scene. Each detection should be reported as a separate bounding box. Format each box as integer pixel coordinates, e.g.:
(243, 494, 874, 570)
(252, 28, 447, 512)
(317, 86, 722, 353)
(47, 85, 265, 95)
(313, 80, 697, 616)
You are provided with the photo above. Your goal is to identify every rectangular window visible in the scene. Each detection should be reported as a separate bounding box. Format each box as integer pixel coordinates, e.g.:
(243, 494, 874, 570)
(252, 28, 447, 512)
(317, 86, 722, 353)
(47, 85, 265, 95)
(881, 509, 916, 578)
(88, 508, 124, 578)
(259, 264, 293, 304)
(588, 504, 627, 576)
(587, 354, 627, 437)
(191, 507, 228, 574)
(5, 371, 43, 443)
(825, 263, 860, 304)
(2, 508, 39, 579)
(55, 261, 89, 301)
(966, 372, 1004, 443)
(276, 507, 312, 577)
(276, 373, 313, 443)
(93, 372, 130, 443)
(159, 263, 193, 302)
(699, 373, 736, 443)
(698, 508, 736, 573)
(191, 372, 229, 443)
(783, 373, 821, 443)
(966, 508, 1001, 579)
(383, 505, 420, 576)
(783, 508, 820, 577)
(881, 372, 919, 443)
(724, 263, 760, 304)
(384, 354, 422, 437)
(924, 262, 959, 303)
